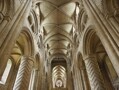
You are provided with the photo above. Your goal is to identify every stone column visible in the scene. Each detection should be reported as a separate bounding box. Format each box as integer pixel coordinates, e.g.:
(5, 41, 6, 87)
(80, 66, 90, 90)
(47, 62, 52, 90)
(13, 56, 34, 90)
(0, 0, 32, 78)
(33, 70, 41, 90)
(83, 55, 105, 90)
(76, 68, 84, 90)
(82, 0, 119, 77)
(67, 63, 73, 90)
(73, 67, 80, 90)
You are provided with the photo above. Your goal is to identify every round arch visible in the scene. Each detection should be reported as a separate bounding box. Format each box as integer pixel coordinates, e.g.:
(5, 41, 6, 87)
(20, 27, 35, 56)
(10, 27, 35, 65)
(82, 27, 96, 56)
(49, 54, 69, 65)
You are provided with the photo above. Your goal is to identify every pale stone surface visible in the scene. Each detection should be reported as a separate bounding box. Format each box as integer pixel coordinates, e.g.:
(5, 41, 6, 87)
(0, 0, 119, 90)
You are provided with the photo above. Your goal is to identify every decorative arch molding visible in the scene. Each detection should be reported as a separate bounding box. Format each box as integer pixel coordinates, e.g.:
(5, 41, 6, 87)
(88, 0, 119, 16)
(82, 26, 96, 56)
(44, 33, 73, 45)
(103, 0, 119, 14)
(28, 9, 39, 34)
(33, 0, 81, 8)
(82, 25, 108, 57)
(0, 0, 14, 17)
(20, 27, 35, 56)
(78, 8, 88, 33)
(0, 0, 14, 31)
(9, 56, 16, 66)
(49, 54, 69, 65)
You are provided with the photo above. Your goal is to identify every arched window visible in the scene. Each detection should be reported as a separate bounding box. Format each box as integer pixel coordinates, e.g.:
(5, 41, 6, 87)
(52, 65, 66, 88)
(0, 59, 12, 84)
(55, 79, 63, 87)
(28, 14, 35, 33)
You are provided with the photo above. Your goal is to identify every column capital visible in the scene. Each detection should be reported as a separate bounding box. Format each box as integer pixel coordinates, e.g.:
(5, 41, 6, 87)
(83, 54, 96, 61)
(83, 54, 105, 89)
(13, 55, 34, 90)
(21, 55, 35, 63)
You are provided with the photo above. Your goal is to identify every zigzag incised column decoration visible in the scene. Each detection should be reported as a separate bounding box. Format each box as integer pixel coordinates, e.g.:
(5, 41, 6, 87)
(13, 56, 34, 90)
(84, 55, 105, 90)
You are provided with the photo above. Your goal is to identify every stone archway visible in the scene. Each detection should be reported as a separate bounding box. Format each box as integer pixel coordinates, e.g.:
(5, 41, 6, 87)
(81, 29, 105, 90)
(81, 28, 118, 89)
(11, 28, 35, 90)
(77, 53, 90, 90)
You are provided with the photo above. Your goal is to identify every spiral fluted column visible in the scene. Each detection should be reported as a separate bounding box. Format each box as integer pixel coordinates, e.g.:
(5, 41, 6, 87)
(83, 55, 105, 90)
(13, 56, 34, 90)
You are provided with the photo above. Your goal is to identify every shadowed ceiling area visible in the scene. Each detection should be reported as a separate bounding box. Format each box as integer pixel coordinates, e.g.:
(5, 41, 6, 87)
(39, 0, 79, 59)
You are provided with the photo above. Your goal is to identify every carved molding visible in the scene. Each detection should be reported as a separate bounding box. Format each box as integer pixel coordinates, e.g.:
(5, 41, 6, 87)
(0, 13, 3, 23)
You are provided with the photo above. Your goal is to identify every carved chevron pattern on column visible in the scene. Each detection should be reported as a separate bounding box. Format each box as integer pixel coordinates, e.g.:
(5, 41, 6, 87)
(84, 57, 105, 90)
(13, 59, 33, 90)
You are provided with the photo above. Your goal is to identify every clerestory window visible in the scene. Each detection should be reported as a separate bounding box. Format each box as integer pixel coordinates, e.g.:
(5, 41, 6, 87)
(0, 59, 12, 84)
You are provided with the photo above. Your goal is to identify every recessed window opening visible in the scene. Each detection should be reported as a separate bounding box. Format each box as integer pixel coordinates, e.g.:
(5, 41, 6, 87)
(52, 65, 66, 88)
(0, 59, 12, 84)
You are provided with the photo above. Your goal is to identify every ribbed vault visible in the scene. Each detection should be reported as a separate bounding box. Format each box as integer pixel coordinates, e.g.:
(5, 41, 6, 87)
(39, 0, 78, 58)
(38, 0, 80, 88)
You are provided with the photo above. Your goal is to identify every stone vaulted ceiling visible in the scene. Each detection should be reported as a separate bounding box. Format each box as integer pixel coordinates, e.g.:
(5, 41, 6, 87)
(40, 0, 78, 59)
